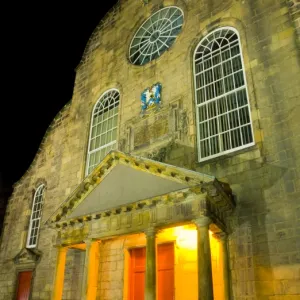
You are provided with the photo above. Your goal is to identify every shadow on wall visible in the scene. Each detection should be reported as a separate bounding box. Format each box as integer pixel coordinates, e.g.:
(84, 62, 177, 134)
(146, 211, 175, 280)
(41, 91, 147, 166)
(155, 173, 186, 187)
(159, 142, 297, 297)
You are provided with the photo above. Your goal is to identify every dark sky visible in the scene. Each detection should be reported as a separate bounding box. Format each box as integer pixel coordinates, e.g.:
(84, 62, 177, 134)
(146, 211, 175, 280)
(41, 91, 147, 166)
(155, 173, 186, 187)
(0, 2, 118, 200)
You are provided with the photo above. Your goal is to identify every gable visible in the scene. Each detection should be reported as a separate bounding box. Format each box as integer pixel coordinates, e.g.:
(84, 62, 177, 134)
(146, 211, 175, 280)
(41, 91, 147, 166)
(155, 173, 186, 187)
(47, 151, 215, 225)
(69, 164, 188, 218)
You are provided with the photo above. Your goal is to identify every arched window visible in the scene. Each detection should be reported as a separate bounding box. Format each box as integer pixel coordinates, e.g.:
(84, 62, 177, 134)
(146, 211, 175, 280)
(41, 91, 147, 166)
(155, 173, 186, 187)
(194, 27, 254, 161)
(27, 185, 45, 248)
(86, 89, 120, 175)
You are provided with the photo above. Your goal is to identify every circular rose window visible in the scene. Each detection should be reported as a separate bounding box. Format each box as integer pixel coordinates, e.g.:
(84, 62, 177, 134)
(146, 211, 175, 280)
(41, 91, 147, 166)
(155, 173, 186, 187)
(129, 6, 184, 66)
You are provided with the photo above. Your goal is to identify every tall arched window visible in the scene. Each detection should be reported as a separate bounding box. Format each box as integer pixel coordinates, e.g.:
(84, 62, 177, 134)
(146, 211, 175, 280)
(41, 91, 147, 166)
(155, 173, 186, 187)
(86, 89, 120, 175)
(194, 27, 254, 161)
(27, 184, 45, 248)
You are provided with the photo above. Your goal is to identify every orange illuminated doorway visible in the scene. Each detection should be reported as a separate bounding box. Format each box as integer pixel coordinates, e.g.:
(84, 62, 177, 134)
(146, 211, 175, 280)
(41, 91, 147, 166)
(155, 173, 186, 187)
(157, 243, 174, 300)
(16, 271, 33, 300)
(129, 243, 174, 300)
(129, 247, 146, 300)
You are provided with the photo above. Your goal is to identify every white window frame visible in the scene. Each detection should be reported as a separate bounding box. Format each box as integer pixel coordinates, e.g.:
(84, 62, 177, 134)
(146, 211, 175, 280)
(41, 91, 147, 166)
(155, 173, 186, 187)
(129, 6, 184, 66)
(193, 27, 254, 162)
(26, 184, 45, 248)
(86, 88, 120, 175)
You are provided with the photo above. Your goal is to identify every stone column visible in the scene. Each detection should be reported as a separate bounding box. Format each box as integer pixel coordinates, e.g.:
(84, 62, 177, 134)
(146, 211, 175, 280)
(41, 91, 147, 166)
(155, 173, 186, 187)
(81, 240, 100, 300)
(52, 247, 68, 300)
(214, 232, 231, 300)
(194, 217, 214, 300)
(144, 228, 157, 300)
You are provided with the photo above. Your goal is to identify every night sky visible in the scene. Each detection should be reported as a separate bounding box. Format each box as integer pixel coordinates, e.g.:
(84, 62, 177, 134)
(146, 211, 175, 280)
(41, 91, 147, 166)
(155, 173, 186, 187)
(0, 2, 118, 202)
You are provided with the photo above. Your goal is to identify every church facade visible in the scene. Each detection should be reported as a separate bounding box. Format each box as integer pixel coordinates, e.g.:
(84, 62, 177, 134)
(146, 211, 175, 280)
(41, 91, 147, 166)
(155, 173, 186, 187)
(1, 0, 300, 299)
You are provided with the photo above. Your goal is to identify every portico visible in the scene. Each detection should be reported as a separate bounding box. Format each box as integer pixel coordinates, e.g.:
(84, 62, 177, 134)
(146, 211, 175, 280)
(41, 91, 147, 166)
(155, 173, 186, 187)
(47, 151, 235, 300)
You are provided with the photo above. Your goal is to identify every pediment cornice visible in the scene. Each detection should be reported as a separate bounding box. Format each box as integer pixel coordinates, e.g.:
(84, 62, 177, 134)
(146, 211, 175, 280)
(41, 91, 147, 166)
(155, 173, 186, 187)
(47, 151, 234, 229)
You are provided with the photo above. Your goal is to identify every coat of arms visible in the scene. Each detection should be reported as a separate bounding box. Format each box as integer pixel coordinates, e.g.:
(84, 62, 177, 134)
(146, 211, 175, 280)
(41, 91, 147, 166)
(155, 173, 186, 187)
(140, 83, 162, 116)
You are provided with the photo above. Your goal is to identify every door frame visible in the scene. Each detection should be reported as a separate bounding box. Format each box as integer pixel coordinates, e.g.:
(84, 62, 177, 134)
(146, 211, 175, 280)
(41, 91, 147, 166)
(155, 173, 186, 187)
(125, 242, 175, 300)
(14, 268, 35, 300)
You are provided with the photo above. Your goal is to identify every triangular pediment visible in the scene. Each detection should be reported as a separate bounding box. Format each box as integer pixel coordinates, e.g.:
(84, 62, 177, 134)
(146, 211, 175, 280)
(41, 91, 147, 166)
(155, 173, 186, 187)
(69, 163, 189, 218)
(47, 151, 215, 225)
(14, 248, 41, 265)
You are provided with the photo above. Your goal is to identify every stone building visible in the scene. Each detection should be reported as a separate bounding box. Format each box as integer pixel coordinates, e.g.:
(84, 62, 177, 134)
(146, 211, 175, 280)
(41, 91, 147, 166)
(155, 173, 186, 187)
(0, 0, 299, 299)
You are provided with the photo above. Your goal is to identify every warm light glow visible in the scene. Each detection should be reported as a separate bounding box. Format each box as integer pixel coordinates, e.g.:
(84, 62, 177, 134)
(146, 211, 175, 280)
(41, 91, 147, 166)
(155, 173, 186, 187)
(175, 227, 197, 249)
(53, 248, 67, 300)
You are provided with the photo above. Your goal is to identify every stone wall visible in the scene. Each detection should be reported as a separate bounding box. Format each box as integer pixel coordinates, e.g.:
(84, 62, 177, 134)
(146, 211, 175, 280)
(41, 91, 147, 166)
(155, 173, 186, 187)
(0, 0, 299, 299)
(96, 228, 223, 300)
(62, 249, 85, 300)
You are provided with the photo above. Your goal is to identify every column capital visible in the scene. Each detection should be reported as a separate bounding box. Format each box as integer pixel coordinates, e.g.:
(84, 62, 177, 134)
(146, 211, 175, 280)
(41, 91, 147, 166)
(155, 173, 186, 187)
(144, 227, 157, 237)
(53, 245, 69, 253)
(212, 232, 228, 241)
(84, 238, 101, 246)
(83, 239, 92, 246)
(193, 216, 212, 227)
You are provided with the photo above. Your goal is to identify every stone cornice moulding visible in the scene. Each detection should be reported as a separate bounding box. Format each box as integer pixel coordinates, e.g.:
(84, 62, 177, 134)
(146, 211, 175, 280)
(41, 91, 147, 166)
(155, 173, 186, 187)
(46, 150, 216, 225)
(46, 151, 234, 233)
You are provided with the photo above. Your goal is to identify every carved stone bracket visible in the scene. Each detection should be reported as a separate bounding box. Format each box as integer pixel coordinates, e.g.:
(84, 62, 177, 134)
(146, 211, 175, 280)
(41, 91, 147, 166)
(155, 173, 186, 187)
(146, 141, 174, 162)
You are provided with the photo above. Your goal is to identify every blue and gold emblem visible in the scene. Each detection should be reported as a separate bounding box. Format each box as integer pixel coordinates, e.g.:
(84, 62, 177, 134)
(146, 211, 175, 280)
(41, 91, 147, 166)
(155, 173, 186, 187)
(140, 83, 162, 116)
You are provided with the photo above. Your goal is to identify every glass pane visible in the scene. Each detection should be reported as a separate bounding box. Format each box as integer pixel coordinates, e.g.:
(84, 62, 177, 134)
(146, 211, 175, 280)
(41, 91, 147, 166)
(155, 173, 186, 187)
(210, 136, 220, 155)
(107, 118, 113, 131)
(198, 106, 207, 121)
(206, 84, 215, 100)
(232, 56, 242, 72)
(195, 62, 203, 73)
(217, 97, 227, 114)
(212, 53, 221, 65)
(200, 139, 210, 158)
(230, 128, 242, 148)
(207, 101, 217, 118)
(239, 107, 250, 125)
(219, 115, 229, 132)
(91, 126, 96, 138)
(231, 44, 240, 56)
(213, 65, 222, 81)
(95, 136, 100, 148)
(229, 110, 239, 129)
(95, 150, 101, 166)
(241, 125, 253, 144)
(90, 139, 96, 151)
(195, 74, 205, 88)
(199, 122, 209, 139)
(222, 49, 230, 61)
(197, 88, 206, 104)
(112, 128, 117, 140)
(224, 75, 234, 92)
(203, 59, 212, 70)
(234, 71, 244, 88)
(204, 69, 213, 85)
(113, 115, 118, 127)
(102, 121, 107, 132)
(237, 89, 247, 106)
(222, 60, 232, 76)
(215, 80, 224, 96)
(209, 118, 218, 136)
(227, 93, 237, 111)
(221, 132, 231, 151)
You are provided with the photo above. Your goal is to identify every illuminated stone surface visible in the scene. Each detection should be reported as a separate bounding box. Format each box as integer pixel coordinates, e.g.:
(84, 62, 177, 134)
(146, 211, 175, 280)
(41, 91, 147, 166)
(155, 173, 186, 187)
(0, 0, 299, 299)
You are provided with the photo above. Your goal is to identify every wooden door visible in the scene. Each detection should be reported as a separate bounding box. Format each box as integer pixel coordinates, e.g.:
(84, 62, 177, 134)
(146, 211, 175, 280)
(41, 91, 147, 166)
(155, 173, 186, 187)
(129, 247, 146, 300)
(16, 271, 33, 300)
(157, 243, 174, 300)
(129, 243, 174, 300)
